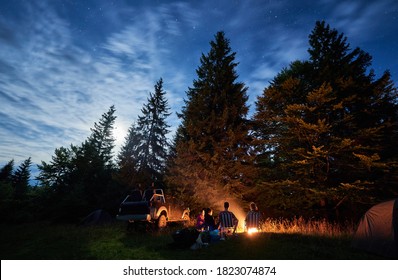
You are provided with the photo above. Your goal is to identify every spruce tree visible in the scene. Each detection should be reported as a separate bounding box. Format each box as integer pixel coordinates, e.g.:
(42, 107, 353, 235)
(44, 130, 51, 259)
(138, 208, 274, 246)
(76, 105, 117, 208)
(0, 159, 14, 199)
(0, 159, 14, 182)
(118, 78, 171, 187)
(85, 105, 117, 170)
(166, 31, 253, 207)
(12, 157, 32, 199)
(308, 22, 398, 195)
(37, 146, 74, 192)
(136, 78, 171, 183)
(37, 106, 118, 220)
(37, 145, 79, 221)
(253, 21, 398, 213)
(117, 122, 141, 189)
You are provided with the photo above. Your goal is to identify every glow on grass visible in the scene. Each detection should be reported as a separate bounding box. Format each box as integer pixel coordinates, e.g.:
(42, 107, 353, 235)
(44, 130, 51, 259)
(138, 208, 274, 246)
(261, 217, 355, 237)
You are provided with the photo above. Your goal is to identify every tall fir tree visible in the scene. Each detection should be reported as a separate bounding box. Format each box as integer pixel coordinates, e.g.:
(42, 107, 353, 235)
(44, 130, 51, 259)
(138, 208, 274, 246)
(118, 78, 171, 187)
(0, 159, 14, 183)
(12, 157, 32, 199)
(136, 78, 171, 183)
(37, 106, 119, 219)
(76, 105, 117, 209)
(166, 31, 254, 208)
(84, 105, 117, 170)
(253, 21, 398, 215)
(0, 159, 14, 199)
(37, 146, 75, 193)
(117, 122, 141, 189)
(36, 145, 80, 221)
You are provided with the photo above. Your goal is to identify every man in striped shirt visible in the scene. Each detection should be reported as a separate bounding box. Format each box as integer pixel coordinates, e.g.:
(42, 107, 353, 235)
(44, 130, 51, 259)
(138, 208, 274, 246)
(245, 202, 263, 232)
(218, 201, 238, 240)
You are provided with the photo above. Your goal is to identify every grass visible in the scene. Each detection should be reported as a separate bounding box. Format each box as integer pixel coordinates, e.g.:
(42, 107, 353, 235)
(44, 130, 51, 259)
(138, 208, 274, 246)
(262, 217, 356, 237)
(0, 219, 382, 260)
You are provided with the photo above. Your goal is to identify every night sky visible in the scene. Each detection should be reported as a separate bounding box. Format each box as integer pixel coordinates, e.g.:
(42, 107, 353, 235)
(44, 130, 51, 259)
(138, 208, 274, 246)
(1, 0, 397, 172)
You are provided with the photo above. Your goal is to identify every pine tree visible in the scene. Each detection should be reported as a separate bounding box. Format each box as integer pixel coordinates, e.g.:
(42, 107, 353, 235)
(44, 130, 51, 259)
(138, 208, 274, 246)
(37, 146, 74, 192)
(166, 31, 253, 207)
(136, 78, 171, 183)
(118, 78, 171, 187)
(253, 21, 398, 213)
(306, 21, 398, 200)
(0, 159, 14, 199)
(76, 105, 117, 208)
(36, 106, 119, 220)
(12, 157, 32, 199)
(36, 145, 80, 221)
(117, 122, 141, 189)
(0, 159, 14, 182)
(85, 105, 117, 170)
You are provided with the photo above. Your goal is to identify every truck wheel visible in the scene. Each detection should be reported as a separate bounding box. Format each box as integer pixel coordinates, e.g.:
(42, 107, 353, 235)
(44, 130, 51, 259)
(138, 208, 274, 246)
(127, 221, 136, 232)
(157, 214, 167, 229)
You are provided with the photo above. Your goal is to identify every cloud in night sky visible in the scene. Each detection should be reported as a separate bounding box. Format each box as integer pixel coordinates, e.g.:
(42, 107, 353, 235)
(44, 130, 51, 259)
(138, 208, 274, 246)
(0, 0, 397, 174)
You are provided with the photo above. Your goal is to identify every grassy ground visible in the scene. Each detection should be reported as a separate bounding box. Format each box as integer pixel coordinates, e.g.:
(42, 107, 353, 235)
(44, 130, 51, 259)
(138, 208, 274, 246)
(0, 220, 382, 260)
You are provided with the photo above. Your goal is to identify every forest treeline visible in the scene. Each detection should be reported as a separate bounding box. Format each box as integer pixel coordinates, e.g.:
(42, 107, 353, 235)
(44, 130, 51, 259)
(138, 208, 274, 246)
(1, 21, 397, 223)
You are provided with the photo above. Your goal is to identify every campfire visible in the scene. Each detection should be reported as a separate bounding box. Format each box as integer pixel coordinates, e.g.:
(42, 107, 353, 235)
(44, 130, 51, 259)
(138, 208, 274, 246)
(247, 227, 260, 235)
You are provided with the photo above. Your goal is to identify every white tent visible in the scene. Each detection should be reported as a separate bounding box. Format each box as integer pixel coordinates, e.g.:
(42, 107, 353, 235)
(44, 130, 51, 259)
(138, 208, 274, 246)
(352, 199, 398, 258)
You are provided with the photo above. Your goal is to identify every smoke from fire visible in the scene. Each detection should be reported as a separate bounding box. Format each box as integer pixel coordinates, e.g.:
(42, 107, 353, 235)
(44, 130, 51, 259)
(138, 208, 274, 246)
(194, 180, 248, 232)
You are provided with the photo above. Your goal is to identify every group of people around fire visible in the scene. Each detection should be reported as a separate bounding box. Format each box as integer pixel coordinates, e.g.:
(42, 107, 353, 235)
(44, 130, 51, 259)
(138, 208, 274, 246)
(195, 201, 263, 242)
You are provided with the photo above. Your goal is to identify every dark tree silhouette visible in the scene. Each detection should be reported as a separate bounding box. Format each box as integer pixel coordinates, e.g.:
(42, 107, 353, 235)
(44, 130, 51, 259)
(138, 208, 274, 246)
(37, 106, 119, 220)
(166, 31, 254, 208)
(12, 157, 32, 199)
(0, 159, 14, 199)
(118, 78, 171, 188)
(252, 21, 398, 214)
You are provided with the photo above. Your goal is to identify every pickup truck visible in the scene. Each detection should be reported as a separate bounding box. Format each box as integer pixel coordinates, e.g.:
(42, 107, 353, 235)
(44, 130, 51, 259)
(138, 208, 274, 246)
(116, 188, 190, 229)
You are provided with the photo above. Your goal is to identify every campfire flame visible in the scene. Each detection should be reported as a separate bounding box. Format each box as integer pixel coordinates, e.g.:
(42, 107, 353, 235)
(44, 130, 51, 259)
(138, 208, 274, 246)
(247, 227, 259, 235)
